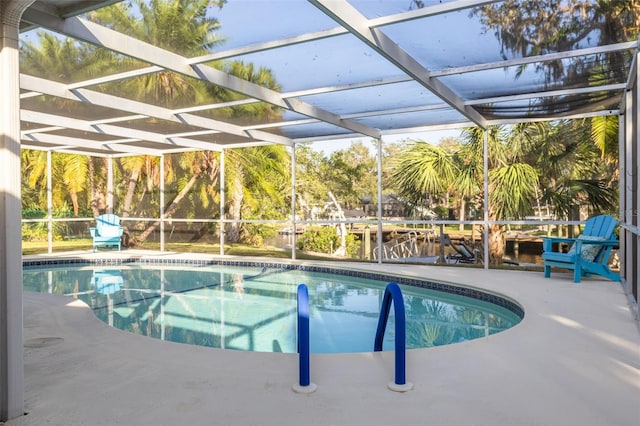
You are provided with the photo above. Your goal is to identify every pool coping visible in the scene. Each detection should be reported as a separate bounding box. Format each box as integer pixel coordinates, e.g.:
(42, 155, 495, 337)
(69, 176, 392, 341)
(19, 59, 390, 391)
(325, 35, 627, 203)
(23, 255, 525, 319)
(10, 251, 640, 426)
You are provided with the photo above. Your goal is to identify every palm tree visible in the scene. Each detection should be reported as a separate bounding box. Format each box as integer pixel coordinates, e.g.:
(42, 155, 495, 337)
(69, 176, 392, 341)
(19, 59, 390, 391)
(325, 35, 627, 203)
(88, 0, 288, 245)
(58, 154, 89, 216)
(90, 0, 224, 106)
(223, 145, 290, 243)
(21, 27, 120, 219)
(389, 140, 458, 213)
(119, 155, 163, 218)
(458, 125, 539, 264)
(22, 150, 90, 217)
(134, 150, 221, 243)
(469, 1, 632, 223)
(390, 126, 539, 265)
(530, 120, 617, 224)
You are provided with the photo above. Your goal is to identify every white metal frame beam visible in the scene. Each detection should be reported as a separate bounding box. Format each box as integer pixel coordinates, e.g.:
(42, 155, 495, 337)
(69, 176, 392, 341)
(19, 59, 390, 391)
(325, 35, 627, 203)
(21, 132, 166, 156)
(20, 74, 291, 146)
(21, 109, 223, 152)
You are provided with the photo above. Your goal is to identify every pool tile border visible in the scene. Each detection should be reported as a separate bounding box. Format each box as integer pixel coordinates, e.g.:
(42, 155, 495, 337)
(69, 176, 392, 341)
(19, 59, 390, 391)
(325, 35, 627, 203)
(23, 257, 524, 318)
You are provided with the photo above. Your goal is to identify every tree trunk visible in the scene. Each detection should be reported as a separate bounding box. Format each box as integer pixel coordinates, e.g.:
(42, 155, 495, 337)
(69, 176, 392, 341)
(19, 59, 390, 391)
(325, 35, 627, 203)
(487, 224, 505, 266)
(88, 158, 101, 217)
(70, 192, 79, 216)
(130, 152, 218, 246)
(458, 198, 465, 232)
(328, 191, 347, 256)
(225, 172, 243, 243)
(121, 168, 140, 218)
(131, 170, 202, 245)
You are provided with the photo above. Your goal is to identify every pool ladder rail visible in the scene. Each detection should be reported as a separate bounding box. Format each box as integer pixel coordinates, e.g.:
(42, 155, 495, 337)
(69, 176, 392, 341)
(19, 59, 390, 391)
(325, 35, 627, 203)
(292, 284, 316, 393)
(374, 282, 413, 392)
(293, 282, 412, 394)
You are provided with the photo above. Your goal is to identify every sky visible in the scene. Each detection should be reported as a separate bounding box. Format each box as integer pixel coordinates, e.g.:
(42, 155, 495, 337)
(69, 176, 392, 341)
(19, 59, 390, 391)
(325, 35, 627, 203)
(307, 128, 463, 155)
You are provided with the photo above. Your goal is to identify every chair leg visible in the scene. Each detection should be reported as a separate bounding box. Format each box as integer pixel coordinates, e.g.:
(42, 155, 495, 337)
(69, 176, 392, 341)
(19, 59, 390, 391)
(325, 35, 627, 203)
(573, 264, 582, 283)
(544, 264, 551, 278)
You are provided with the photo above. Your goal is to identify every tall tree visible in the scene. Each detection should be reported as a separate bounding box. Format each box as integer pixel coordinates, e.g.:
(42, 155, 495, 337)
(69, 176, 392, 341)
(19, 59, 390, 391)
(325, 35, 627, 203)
(21, 29, 116, 218)
(295, 144, 330, 217)
(473, 0, 638, 83)
(225, 145, 290, 243)
(91, 0, 224, 106)
(390, 127, 540, 265)
(325, 141, 377, 210)
(458, 126, 540, 265)
(89, 0, 287, 244)
(528, 120, 617, 222)
(21, 151, 90, 217)
(389, 140, 457, 212)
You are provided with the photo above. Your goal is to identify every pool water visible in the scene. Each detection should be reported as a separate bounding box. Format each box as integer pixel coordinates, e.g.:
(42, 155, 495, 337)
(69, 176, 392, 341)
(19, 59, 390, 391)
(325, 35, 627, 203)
(23, 264, 522, 353)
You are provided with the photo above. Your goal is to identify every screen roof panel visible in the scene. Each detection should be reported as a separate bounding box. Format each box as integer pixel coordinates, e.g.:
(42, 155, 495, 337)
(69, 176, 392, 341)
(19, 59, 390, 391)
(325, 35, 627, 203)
(17, 0, 638, 157)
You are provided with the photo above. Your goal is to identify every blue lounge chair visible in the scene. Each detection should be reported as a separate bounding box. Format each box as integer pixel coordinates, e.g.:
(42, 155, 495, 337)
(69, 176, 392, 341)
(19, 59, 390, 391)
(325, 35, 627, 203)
(89, 214, 124, 252)
(542, 215, 620, 283)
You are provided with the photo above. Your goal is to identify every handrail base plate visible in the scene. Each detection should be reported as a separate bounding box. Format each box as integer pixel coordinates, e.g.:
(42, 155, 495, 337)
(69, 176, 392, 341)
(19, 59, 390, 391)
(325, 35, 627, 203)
(292, 382, 317, 394)
(387, 381, 413, 392)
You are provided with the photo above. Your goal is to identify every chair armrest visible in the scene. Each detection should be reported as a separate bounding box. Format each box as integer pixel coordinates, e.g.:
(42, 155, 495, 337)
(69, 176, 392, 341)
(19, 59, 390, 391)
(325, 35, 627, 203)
(542, 236, 576, 252)
(542, 237, 576, 244)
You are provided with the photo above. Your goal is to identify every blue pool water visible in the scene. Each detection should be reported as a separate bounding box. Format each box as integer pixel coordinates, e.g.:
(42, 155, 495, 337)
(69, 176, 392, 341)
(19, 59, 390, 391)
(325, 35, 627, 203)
(23, 262, 523, 353)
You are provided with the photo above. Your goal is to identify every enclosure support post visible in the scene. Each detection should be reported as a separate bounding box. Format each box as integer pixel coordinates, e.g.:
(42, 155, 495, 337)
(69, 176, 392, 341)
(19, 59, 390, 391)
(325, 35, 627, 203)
(291, 145, 297, 260)
(160, 154, 165, 252)
(376, 138, 383, 264)
(219, 150, 225, 255)
(107, 155, 113, 214)
(0, 1, 34, 420)
(483, 129, 489, 269)
(364, 226, 371, 260)
(47, 150, 53, 254)
(620, 52, 639, 314)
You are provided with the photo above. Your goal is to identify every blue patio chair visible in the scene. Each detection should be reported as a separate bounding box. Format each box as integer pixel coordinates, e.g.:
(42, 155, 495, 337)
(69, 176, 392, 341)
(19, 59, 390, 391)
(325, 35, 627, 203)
(89, 214, 124, 252)
(542, 215, 620, 283)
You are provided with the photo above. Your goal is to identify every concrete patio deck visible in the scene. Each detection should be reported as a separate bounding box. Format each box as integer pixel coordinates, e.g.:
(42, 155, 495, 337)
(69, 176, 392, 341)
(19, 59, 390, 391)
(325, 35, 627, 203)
(5, 251, 640, 426)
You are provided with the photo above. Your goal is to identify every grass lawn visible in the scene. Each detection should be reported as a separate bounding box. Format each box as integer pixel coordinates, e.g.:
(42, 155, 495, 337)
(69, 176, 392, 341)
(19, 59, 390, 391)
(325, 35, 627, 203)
(22, 238, 337, 261)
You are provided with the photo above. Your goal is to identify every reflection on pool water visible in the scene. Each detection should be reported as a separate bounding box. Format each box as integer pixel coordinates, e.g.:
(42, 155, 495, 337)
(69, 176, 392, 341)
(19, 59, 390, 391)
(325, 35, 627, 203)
(23, 263, 523, 353)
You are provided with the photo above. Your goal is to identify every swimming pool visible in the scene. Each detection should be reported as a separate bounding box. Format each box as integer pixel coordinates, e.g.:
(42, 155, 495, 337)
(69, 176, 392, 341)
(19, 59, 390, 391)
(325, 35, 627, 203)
(23, 260, 523, 353)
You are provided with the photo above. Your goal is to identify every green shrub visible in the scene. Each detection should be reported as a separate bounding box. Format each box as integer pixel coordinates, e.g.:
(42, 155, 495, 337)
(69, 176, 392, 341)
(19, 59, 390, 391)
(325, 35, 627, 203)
(240, 223, 277, 247)
(297, 226, 360, 258)
(22, 223, 47, 241)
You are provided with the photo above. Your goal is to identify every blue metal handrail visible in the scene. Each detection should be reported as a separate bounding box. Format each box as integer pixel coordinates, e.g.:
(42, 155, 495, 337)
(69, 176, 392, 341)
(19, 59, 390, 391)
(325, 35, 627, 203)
(297, 284, 311, 386)
(293, 284, 316, 393)
(374, 282, 412, 391)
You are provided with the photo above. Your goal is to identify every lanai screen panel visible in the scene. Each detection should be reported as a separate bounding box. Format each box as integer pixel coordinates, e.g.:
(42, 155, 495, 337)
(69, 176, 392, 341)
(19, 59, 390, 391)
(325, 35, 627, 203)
(17, 0, 639, 155)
